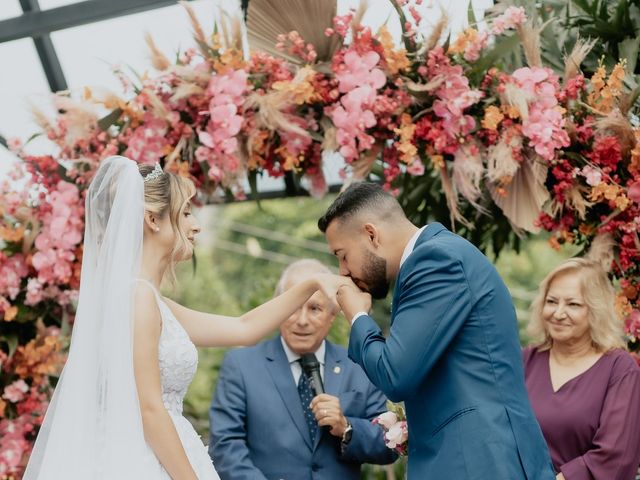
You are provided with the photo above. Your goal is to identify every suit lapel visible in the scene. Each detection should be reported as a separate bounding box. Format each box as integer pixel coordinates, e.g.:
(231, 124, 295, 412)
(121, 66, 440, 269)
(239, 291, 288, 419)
(264, 337, 313, 450)
(313, 341, 345, 451)
(391, 222, 447, 323)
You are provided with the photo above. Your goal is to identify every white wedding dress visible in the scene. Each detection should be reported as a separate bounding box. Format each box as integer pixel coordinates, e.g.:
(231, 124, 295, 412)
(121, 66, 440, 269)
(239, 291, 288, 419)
(24, 157, 222, 479)
(138, 279, 220, 479)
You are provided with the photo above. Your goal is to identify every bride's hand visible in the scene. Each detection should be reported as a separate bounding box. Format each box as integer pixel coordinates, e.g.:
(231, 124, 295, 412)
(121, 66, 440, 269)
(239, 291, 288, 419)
(315, 273, 356, 312)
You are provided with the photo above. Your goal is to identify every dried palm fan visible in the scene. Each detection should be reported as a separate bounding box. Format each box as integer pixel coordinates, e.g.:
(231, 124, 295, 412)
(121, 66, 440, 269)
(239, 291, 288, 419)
(246, 0, 342, 63)
(489, 155, 550, 234)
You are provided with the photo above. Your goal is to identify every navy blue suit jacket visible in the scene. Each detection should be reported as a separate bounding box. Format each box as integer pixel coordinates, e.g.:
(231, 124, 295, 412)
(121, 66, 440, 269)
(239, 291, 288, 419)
(348, 223, 555, 479)
(209, 336, 396, 480)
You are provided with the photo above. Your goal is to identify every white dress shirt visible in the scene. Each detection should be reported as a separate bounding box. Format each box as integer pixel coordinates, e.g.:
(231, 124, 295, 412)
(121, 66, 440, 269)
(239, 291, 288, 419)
(280, 337, 326, 385)
(351, 225, 427, 325)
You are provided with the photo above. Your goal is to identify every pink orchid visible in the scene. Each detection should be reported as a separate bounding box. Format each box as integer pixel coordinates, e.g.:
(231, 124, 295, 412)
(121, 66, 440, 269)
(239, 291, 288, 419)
(337, 51, 386, 92)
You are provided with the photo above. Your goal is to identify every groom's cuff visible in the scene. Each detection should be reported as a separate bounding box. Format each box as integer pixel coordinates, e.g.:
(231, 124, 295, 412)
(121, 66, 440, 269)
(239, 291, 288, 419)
(351, 311, 368, 326)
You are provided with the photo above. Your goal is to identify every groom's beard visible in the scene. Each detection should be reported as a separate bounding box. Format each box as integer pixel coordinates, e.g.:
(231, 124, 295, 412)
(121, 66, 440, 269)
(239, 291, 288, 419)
(356, 249, 389, 300)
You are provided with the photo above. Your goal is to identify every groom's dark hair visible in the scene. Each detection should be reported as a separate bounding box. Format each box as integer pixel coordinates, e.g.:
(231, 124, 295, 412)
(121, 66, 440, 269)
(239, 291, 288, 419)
(318, 182, 406, 233)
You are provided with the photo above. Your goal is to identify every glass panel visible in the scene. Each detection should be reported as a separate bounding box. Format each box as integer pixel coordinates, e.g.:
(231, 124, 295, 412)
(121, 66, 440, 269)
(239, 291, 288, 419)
(0, 2, 22, 20)
(0, 38, 53, 153)
(50, 1, 226, 92)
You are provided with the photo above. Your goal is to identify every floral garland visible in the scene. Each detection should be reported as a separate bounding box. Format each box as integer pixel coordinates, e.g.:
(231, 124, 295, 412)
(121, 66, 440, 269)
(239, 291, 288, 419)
(1, 2, 640, 476)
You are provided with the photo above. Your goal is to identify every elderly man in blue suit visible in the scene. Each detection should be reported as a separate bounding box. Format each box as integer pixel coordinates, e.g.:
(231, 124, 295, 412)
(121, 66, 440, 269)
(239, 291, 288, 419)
(318, 183, 556, 479)
(209, 259, 396, 480)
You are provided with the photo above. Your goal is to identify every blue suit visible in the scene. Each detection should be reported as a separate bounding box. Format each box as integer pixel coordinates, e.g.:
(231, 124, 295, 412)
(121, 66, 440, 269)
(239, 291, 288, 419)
(348, 223, 555, 479)
(209, 336, 396, 480)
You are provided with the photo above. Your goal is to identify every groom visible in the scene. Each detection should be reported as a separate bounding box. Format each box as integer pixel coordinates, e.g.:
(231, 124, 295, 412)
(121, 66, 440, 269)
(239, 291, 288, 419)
(318, 182, 555, 479)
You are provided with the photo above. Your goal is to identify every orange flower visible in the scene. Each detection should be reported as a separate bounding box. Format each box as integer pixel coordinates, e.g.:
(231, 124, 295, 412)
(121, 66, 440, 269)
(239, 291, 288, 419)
(549, 236, 561, 251)
(13, 334, 65, 380)
(502, 104, 520, 119)
(430, 154, 445, 169)
(248, 131, 270, 170)
(0, 224, 25, 243)
(615, 293, 633, 319)
(615, 193, 631, 211)
(448, 28, 477, 55)
(379, 26, 410, 75)
(275, 145, 302, 171)
(579, 223, 595, 236)
(4, 305, 18, 322)
(0, 398, 6, 418)
(588, 61, 626, 113)
(273, 68, 321, 105)
(481, 106, 504, 130)
(623, 283, 638, 300)
(394, 114, 417, 164)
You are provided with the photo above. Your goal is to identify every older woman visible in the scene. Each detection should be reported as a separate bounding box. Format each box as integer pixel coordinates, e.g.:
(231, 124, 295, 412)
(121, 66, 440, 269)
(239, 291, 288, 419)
(523, 258, 640, 480)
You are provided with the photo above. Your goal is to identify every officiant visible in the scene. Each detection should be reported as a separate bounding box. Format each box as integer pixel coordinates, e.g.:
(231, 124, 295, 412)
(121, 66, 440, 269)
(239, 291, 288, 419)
(208, 259, 396, 480)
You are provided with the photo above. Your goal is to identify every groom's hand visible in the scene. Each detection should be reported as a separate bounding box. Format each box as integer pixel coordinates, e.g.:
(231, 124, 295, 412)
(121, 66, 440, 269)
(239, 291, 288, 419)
(315, 274, 356, 313)
(310, 394, 348, 438)
(337, 284, 372, 323)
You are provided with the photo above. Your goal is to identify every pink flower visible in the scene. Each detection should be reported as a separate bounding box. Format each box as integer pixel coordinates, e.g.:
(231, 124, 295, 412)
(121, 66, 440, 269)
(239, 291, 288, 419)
(407, 158, 425, 176)
(124, 113, 169, 165)
(328, 49, 388, 162)
(385, 420, 409, 449)
(196, 69, 247, 188)
(508, 67, 569, 160)
(7, 137, 22, 153)
(463, 31, 489, 62)
(25, 278, 45, 306)
(2, 380, 29, 403)
(628, 182, 640, 204)
(626, 309, 640, 339)
(374, 411, 398, 429)
(491, 6, 527, 35)
(0, 253, 29, 300)
(336, 51, 386, 92)
(581, 166, 603, 186)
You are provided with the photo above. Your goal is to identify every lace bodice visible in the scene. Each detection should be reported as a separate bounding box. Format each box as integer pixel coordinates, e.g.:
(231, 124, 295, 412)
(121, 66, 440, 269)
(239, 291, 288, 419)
(133, 280, 219, 480)
(137, 280, 198, 415)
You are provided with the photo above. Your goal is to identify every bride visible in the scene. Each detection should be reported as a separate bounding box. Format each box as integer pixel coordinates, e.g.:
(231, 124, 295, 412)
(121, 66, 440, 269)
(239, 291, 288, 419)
(24, 156, 350, 479)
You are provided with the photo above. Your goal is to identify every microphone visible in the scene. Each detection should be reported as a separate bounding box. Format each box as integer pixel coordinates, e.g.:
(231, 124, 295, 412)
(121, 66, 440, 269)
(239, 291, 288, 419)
(300, 353, 325, 396)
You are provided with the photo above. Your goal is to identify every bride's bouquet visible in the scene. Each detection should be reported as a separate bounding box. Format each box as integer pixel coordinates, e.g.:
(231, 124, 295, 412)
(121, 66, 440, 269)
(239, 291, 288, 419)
(373, 401, 408, 456)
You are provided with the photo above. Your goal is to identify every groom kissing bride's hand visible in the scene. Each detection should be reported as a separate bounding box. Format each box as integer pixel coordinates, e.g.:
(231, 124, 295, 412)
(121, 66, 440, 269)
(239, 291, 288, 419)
(317, 182, 556, 480)
(336, 283, 371, 324)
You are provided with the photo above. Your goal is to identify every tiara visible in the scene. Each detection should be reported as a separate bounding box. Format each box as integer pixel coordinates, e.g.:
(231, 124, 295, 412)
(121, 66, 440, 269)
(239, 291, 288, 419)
(143, 163, 164, 183)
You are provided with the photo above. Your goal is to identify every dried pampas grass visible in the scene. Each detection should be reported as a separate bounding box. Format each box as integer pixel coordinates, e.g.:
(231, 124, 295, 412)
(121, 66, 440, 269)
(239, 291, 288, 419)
(564, 38, 596, 82)
(145, 33, 171, 71)
(452, 144, 486, 211)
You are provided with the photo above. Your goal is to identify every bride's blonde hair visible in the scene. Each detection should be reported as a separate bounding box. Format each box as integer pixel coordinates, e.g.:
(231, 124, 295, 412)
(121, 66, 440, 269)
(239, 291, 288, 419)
(139, 163, 196, 285)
